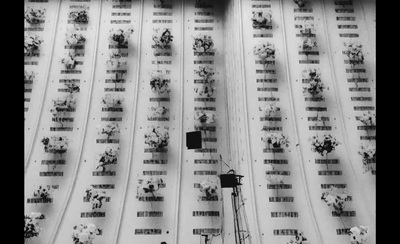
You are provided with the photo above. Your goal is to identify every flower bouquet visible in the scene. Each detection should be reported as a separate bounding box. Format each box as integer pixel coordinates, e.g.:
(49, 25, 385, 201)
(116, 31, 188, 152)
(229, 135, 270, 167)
(259, 102, 279, 118)
(85, 187, 107, 210)
(303, 78, 324, 97)
(61, 52, 78, 69)
(66, 32, 86, 46)
(109, 28, 134, 47)
(302, 68, 321, 82)
(33, 185, 51, 199)
(72, 223, 99, 244)
(68, 8, 89, 24)
(310, 134, 340, 156)
(194, 83, 215, 97)
(25, 35, 43, 57)
(299, 23, 315, 35)
(149, 106, 169, 117)
(96, 146, 119, 171)
(64, 83, 80, 94)
(24, 70, 36, 84)
(198, 176, 219, 201)
(349, 226, 369, 244)
(24, 212, 45, 240)
(192, 34, 214, 53)
(321, 186, 348, 214)
(262, 133, 290, 148)
(195, 66, 215, 82)
(251, 10, 272, 29)
(254, 42, 275, 60)
(358, 144, 376, 173)
(50, 94, 76, 119)
(106, 52, 125, 69)
(356, 111, 375, 126)
(102, 93, 124, 108)
(287, 231, 309, 244)
(144, 127, 170, 148)
(195, 111, 216, 124)
(41, 136, 69, 155)
(150, 70, 171, 94)
(136, 176, 164, 198)
(25, 7, 46, 24)
(152, 28, 174, 50)
(294, 0, 309, 8)
(97, 123, 120, 139)
(344, 42, 364, 66)
(300, 37, 317, 51)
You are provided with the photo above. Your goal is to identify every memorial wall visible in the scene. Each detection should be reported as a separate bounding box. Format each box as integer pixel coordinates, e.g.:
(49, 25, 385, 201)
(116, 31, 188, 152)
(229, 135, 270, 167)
(24, 0, 375, 244)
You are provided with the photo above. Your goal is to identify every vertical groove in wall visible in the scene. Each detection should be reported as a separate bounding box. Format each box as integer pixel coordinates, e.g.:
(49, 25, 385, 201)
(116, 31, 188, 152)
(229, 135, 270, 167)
(277, 1, 324, 243)
(48, 1, 103, 244)
(358, 0, 376, 59)
(237, 0, 262, 243)
(172, 0, 185, 243)
(24, 0, 62, 172)
(113, 0, 144, 243)
(320, 0, 374, 221)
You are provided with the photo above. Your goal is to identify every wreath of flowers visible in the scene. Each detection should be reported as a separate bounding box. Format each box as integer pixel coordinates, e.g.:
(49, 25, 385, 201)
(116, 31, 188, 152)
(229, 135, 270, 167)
(309, 134, 340, 156)
(144, 127, 170, 148)
(68, 8, 89, 24)
(85, 187, 107, 210)
(102, 93, 124, 108)
(24, 212, 45, 240)
(259, 102, 279, 118)
(41, 136, 69, 155)
(24, 70, 36, 84)
(109, 28, 134, 47)
(349, 226, 369, 244)
(254, 42, 275, 60)
(251, 10, 272, 29)
(194, 83, 215, 97)
(106, 52, 125, 69)
(262, 133, 290, 148)
(192, 34, 214, 53)
(358, 144, 376, 173)
(97, 146, 119, 171)
(195, 66, 215, 82)
(149, 106, 169, 116)
(72, 223, 99, 244)
(300, 37, 317, 51)
(152, 28, 174, 50)
(33, 185, 51, 199)
(294, 0, 309, 8)
(25, 7, 46, 24)
(344, 42, 364, 66)
(61, 52, 78, 69)
(287, 231, 309, 244)
(321, 186, 348, 214)
(136, 176, 164, 198)
(66, 32, 86, 46)
(25, 35, 44, 57)
(198, 176, 219, 201)
(97, 123, 120, 139)
(195, 111, 216, 124)
(356, 111, 375, 126)
(150, 70, 171, 94)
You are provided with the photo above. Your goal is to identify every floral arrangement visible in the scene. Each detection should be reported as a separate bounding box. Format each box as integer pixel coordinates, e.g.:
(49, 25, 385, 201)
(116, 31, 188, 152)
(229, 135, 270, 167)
(303, 78, 324, 96)
(149, 106, 169, 116)
(64, 83, 80, 94)
(72, 223, 99, 244)
(97, 123, 120, 139)
(152, 28, 174, 49)
(294, 0, 309, 8)
(194, 83, 215, 97)
(66, 32, 86, 46)
(349, 225, 369, 244)
(144, 127, 170, 148)
(41, 136, 69, 155)
(195, 111, 216, 124)
(33, 185, 51, 199)
(192, 34, 214, 53)
(68, 8, 89, 24)
(287, 231, 309, 244)
(299, 23, 315, 35)
(195, 66, 215, 82)
(344, 42, 364, 65)
(85, 187, 107, 210)
(321, 186, 348, 214)
(198, 176, 219, 200)
(309, 134, 340, 156)
(24, 70, 36, 84)
(300, 37, 317, 51)
(150, 70, 171, 94)
(358, 144, 376, 173)
(109, 28, 134, 47)
(96, 146, 119, 171)
(259, 102, 278, 117)
(251, 10, 272, 29)
(25, 35, 44, 57)
(61, 52, 78, 69)
(25, 7, 46, 24)
(356, 111, 375, 126)
(302, 68, 321, 82)
(254, 42, 275, 60)
(262, 133, 290, 148)
(50, 94, 76, 118)
(102, 94, 124, 108)
(136, 176, 164, 198)
(106, 52, 125, 69)
(24, 212, 45, 240)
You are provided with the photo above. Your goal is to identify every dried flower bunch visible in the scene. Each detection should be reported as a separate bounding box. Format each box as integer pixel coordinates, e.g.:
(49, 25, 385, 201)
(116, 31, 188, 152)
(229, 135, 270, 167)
(25, 7, 46, 24)
(144, 127, 170, 148)
(254, 42, 275, 60)
(66, 32, 86, 45)
(287, 231, 309, 244)
(251, 10, 272, 29)
(68, 7, 89, 24)
(321, 186, 348, 214)
(262, 133, 290, 148)
(25, 35, 44, 57)
(110, 28, 134, 47)
(136, 176, 164, 198)
(356, 110, 375, 126)
(24, 212, 45, 240)
(97, 146, 119, 171)
(61, 52, 78, 69)
(97, 123, 120, 139)
(294, 0, 309, 8)
(41, 136, 69, 155)
(198, 177, 219, 200)
(150, 70, 171, 94)
(195, 111, 216, 124)
(33, 185, 51, 199)
(72, 223, 99, 244)
(152, 28, 174, 49)
(309, 134, 340, 156)
(193, 34, 214, 53)
(302, 70, 324, 97)
(195, 66, 215, 82)
(349, 226, 369, 244)
(358, 144, 376, 173)
(85, 187, 106, 210)
(344, 42, 364, 65)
